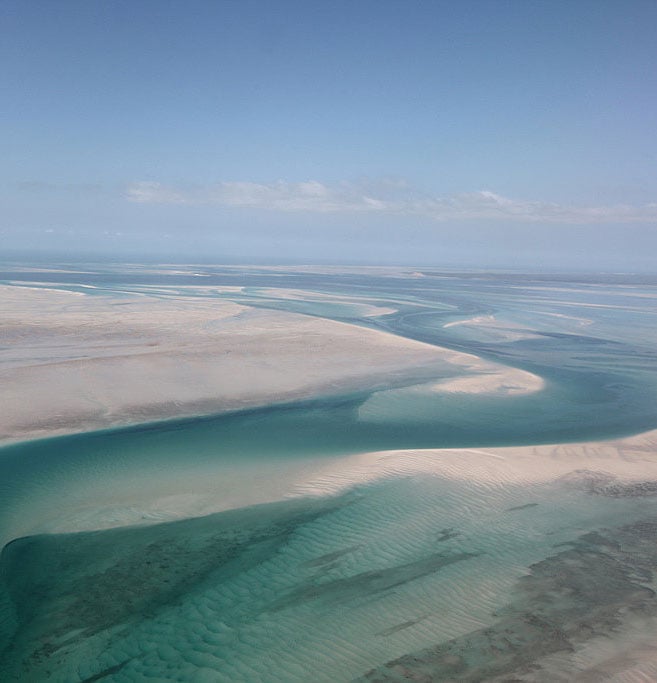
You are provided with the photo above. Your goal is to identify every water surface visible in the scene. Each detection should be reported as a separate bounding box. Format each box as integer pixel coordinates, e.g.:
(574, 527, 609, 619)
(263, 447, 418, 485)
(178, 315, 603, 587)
(2, 265, 657, 681)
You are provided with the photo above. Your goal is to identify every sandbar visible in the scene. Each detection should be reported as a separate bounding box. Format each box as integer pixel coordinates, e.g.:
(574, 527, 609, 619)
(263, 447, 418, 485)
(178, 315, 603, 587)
(0, 285, 542, 443)
(293, 428, 657, 500)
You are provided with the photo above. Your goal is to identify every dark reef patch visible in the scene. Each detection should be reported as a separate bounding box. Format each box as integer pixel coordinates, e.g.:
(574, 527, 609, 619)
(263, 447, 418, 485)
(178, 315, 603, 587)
(355, 519, 657, 682)
(0, 495, 342, 681)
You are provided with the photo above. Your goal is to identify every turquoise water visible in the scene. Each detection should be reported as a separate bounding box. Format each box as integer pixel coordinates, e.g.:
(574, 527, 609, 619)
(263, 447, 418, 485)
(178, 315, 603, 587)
(2, 266, 657, 680)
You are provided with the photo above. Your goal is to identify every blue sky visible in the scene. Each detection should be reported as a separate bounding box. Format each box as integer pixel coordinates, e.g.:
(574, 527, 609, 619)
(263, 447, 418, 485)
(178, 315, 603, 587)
(2, 0, 657, 269)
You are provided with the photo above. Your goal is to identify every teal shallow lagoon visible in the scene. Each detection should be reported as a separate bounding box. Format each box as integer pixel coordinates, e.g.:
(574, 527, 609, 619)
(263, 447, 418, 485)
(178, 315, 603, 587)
(2, 266, 657, 680)
(4, 464, 657, 681)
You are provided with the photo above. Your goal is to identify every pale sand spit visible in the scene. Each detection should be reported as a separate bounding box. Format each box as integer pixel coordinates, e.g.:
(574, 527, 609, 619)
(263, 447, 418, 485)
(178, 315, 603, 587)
(291, 428, 657, 499)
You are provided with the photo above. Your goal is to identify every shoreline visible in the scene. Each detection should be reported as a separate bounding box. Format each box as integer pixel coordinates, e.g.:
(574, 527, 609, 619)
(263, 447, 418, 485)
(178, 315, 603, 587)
(2, 422, 656, 544)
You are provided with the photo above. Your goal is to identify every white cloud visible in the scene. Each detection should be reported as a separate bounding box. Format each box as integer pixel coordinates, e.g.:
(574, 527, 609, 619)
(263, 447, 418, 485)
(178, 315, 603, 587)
(126, 180, 393, 213)
(126, 180, 657, 224)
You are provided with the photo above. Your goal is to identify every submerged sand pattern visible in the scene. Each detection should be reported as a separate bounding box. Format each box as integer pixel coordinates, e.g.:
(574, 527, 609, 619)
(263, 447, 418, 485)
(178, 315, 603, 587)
(3, 468, 657, 682)
(357, 519, 657, 682)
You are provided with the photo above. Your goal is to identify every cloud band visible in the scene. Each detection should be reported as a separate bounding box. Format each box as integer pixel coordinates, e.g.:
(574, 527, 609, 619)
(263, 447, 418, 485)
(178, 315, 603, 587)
(126, 180, 657, 224)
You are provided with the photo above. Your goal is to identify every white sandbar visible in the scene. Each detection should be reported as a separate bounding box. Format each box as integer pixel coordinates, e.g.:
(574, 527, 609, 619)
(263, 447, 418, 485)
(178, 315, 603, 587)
(0, 285, 542, 443)
(292, 429, 657, 499)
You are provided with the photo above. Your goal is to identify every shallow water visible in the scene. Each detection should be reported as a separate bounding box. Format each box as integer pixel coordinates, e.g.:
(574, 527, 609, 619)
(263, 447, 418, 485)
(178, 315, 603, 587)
(5, 473, 657, 682)
(2, 265, 657, 681)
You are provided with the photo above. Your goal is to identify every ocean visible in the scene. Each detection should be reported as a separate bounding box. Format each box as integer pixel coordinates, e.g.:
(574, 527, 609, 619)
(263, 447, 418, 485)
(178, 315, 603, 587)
(2, 264, 657, 681)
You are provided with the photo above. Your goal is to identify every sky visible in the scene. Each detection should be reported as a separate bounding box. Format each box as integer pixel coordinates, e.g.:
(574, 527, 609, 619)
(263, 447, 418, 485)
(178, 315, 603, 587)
(2, 0, 657, 270)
